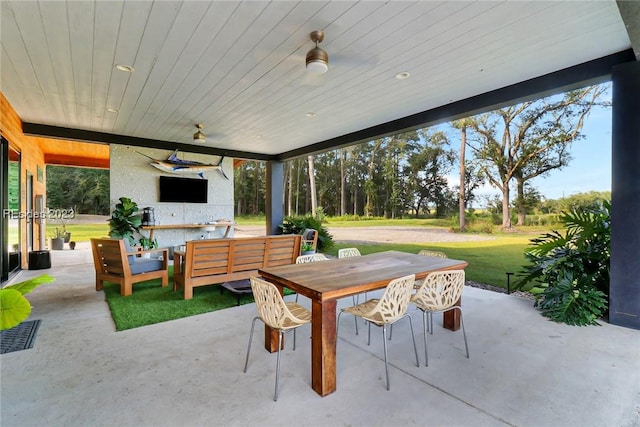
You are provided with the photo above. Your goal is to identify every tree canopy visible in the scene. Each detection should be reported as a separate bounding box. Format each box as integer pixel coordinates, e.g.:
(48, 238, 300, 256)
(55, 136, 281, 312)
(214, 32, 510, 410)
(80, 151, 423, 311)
(46, 166, 110, 214)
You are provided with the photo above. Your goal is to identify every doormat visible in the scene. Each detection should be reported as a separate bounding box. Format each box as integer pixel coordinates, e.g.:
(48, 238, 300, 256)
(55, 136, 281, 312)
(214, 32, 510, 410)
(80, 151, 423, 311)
(0, 319, 42, 354)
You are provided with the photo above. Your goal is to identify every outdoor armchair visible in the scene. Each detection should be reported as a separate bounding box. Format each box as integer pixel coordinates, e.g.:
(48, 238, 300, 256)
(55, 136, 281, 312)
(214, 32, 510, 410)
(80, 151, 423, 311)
(90, 238, 168, 297)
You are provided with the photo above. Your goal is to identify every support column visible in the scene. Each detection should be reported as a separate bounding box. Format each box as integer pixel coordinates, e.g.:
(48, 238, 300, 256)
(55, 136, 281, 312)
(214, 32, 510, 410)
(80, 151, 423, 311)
(610, 60, 640, 330)
(265, 161, 285, 236)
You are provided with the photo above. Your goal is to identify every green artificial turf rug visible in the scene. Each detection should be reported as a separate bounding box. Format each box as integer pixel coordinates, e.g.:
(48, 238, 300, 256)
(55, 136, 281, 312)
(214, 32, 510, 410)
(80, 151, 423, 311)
(102, 267, 257, 331)
(102, 267, 294, 331)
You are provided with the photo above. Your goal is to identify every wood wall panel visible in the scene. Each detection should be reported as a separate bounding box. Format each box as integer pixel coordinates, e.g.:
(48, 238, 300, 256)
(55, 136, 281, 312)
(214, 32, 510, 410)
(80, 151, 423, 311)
(1, 92, 109, 267)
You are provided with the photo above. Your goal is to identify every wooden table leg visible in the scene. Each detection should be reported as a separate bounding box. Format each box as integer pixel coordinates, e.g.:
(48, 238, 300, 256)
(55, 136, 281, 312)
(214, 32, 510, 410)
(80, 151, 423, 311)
(443, 297, 461, 331)
(311, 299, 337, 396)
(264, 286, 285, 352)
(264, 325, 281, 352)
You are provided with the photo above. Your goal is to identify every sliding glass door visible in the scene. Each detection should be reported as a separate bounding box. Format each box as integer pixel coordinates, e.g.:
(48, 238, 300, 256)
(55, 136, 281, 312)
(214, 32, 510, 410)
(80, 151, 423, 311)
(1, 138, 21, 282)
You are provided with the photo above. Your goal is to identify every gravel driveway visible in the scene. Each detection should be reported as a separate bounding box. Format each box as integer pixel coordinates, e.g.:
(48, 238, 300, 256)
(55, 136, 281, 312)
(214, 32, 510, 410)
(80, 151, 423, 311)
(71, 215, 492, 245)
(234, 225, 494, 244)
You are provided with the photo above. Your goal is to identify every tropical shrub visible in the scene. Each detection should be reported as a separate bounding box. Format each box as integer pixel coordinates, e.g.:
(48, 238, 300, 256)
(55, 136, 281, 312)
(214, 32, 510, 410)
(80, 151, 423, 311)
(278, 214, 334, 252)
(516, 200, 610, 326)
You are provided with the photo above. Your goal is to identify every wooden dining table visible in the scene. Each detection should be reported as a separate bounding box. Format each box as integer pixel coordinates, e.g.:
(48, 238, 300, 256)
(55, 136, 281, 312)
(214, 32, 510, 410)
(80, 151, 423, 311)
(258, 250, 468, 397)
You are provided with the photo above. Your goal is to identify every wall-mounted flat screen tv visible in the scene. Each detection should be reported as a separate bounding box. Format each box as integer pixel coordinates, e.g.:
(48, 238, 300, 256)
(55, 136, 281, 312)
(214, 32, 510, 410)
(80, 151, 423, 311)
(159, 176, 208, 203)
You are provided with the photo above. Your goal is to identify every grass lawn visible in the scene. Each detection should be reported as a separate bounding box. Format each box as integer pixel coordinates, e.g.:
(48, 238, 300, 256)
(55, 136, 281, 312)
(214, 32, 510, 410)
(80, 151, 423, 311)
(326, 235, 532, 291)
(54, 223, 109, 242)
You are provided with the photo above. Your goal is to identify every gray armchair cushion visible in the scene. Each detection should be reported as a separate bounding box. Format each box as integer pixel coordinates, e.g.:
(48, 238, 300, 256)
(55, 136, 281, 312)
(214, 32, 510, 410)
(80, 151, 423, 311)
(122, 238, 136, 265)
(130, 258, 164, 275)
(122, 239, 164, 274)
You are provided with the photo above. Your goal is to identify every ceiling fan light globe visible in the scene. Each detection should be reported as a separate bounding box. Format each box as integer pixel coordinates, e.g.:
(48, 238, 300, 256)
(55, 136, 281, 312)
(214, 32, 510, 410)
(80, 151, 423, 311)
(193, 131, 206, 142)
(306, 47, 328, 74)
(306, 60, 328, 74)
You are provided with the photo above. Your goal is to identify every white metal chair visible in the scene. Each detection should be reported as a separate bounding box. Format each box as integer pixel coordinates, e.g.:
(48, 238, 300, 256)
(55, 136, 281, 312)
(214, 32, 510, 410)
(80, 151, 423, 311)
(338, 247, 361, 258)
(417, 249, 448, 258)
(296, 253, 329, 264)
(338, 247, 364, 334)
(410, 270, 469, 366)
(337, 274, 419, 390)
(243, 276, 311, 401)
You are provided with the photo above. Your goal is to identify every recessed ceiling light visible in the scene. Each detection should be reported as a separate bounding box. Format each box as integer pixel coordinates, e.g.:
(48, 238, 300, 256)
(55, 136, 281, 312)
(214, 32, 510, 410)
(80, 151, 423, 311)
(106, 107, 119, 113)
(115, 64, 134, 73)
(305, 112, 317, 117)
(395, 71, 410, 80)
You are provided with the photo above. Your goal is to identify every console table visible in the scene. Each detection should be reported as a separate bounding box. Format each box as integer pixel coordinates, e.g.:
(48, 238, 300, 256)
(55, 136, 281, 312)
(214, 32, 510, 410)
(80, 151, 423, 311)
(141, 222, 234, 241)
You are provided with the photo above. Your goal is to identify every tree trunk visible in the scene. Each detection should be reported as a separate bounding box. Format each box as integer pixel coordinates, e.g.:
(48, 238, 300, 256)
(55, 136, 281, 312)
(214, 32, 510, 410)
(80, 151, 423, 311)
(308, 155, 317, 216)
(253, 165, 259, 215)
(287, 161, 293, 216)
(365, 153, 376, 217)
(459, 127, 467, 231)
(295, 159, 300, 216)
(516, 177, 526, 226)
(340, 149, 346, 216)
(502, 186, 512, 229)
(353, 185, 358, 215)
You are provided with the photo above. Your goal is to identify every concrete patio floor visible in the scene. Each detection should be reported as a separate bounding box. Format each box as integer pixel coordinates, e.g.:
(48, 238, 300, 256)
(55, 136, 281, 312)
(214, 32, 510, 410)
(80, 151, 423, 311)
(1, 244, 639, 427)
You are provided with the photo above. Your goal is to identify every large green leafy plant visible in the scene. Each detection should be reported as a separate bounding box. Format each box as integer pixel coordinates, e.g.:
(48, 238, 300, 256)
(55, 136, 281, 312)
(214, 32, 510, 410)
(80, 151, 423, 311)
(0, 275, 55, 330)
(108, 197, 142, 245)
(516, 200, 610, 326)
(279, 214, 334, 252)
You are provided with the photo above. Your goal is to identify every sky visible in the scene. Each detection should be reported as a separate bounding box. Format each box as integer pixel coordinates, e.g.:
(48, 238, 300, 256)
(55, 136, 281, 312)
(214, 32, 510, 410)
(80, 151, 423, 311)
(528, 104, 611, 200)
(442, 89, 613, 204)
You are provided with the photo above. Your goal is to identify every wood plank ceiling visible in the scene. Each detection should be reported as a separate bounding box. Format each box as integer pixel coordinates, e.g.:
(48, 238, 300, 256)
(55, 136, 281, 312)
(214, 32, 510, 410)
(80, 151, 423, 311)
(0, 1, 635, 161)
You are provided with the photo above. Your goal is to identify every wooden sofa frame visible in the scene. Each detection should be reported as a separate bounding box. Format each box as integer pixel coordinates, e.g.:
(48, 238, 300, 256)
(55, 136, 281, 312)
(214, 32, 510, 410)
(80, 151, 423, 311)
(173, 234, 302, 299)
(91, 238, 169, 297)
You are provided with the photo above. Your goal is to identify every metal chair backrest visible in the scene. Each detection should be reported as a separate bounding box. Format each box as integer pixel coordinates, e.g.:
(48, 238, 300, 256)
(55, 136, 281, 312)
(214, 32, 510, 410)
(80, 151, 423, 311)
(250, 276, 309, 331)
(417, 249, 448, 258)
(296, 253, 329, 264)
(412, 270, 465, 311)
(338, 247, 361, 258)
(364, 274, 416, 324)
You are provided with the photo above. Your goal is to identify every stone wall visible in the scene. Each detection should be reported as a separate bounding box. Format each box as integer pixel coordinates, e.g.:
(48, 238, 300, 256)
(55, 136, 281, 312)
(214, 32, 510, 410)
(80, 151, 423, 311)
(109, 145, 234, 249)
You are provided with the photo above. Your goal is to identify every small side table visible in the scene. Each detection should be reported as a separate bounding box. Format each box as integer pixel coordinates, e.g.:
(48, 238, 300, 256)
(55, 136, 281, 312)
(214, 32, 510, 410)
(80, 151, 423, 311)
(220, 280, 253, 306)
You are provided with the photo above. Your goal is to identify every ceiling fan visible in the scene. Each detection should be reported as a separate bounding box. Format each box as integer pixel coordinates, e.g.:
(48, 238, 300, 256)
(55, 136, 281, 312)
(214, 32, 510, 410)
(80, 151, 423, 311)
(306, 31, 329, 74)
(297, 29, 380, 86)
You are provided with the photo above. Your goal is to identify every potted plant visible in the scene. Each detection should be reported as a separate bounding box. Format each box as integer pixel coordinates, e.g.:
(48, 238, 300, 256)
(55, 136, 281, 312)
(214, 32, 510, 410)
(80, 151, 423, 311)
(138, 236, 159, 257)
(301, 242, 316, 255)
(50, 227, 65, 250)
(108, 197, 142, 245)
(138, 237, 158, 250)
